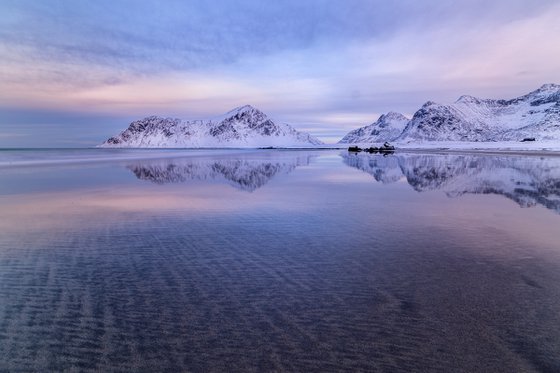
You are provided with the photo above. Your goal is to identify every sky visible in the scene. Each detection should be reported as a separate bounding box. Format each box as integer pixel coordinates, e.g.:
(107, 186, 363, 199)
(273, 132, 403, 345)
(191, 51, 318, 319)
(1, 0, 560, 146)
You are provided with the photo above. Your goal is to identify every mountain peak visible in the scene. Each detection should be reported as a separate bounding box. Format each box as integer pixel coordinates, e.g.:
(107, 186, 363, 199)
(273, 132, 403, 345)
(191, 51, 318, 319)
(226, 104, 264, 116)
(524, 83, 560, 98)
(380, 112, 408, 121)
(338, 111, 409, 144)
(537, 83, 560, 92)
(522, 83, 560, 105)
(456, 95, 482, 104)
(421, 101, 438, 108)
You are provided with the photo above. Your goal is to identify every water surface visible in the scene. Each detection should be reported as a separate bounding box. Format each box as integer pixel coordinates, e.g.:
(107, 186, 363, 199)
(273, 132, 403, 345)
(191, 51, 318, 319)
(0, 149, 559, 372)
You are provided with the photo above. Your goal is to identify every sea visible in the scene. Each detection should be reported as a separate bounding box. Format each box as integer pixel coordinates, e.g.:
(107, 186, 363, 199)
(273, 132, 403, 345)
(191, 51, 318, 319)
(0, 148, 559, 372)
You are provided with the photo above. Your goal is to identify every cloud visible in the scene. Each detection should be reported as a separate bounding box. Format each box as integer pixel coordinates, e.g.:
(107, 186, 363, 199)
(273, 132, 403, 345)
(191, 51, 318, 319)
(1, 0, 559, 145)
(4, 0, 555, 74)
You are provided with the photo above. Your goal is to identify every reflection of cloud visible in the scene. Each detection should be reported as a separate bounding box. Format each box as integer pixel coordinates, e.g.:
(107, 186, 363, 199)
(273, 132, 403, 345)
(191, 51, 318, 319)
(342, 152, 560, 214)
(0, 188, 227, 234)
(0, 182, 308, 234)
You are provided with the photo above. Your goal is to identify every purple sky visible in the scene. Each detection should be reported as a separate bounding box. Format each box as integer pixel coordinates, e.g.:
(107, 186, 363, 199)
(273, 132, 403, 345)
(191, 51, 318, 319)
(1, 0, 559, 146)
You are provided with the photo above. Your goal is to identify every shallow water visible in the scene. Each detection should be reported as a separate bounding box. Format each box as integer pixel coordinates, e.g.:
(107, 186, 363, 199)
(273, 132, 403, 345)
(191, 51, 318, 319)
(0, 149, 559, 372)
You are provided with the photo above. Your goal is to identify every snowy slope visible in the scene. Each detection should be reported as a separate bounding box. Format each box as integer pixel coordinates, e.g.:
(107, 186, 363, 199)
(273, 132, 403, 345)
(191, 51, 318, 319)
(100, 105, 323, 148)
(338, 112, 409, 144)
(398, 84, 560, 142)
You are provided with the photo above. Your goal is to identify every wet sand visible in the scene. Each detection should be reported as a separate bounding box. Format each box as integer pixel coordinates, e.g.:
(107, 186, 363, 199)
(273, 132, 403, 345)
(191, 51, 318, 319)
(0, 150, 559, 371)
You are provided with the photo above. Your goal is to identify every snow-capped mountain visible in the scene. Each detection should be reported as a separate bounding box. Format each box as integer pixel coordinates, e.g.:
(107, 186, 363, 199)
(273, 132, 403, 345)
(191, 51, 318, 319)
(398, 84, 560, 142)
(100, 105, 323, 148)
(338, 84, 560, 144)
(338, 112, 409, 144)
(126, 153, 313, 192)
(342, 152, 560, 214)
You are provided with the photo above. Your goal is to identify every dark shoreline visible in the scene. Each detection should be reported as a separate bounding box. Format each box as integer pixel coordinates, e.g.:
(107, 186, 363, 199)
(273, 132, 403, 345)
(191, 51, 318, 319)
(393, 148, 560, 157)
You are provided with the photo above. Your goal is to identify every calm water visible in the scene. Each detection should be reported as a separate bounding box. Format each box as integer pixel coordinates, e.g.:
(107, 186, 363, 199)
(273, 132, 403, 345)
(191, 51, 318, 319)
(0, 149, 559, 372)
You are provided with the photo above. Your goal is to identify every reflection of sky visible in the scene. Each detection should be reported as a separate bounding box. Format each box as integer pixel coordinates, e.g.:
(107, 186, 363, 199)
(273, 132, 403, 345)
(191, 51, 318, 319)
(1, 150, 559, 252)
(1, 1, 560, 146)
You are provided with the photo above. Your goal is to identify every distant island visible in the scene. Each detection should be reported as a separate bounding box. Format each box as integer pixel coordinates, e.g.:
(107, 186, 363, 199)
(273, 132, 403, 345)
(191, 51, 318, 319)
(99, 105, 322, 148)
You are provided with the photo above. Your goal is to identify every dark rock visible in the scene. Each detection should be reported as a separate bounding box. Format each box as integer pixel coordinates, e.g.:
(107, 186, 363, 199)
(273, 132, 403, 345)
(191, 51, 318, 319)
(379, 142, 396, 152)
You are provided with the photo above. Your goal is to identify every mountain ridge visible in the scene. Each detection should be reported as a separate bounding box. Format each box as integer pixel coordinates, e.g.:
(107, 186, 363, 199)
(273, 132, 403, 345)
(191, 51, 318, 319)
(338, 111, 409, 144)
(100, 105, 323, 148)
(340, 84, 560, 144)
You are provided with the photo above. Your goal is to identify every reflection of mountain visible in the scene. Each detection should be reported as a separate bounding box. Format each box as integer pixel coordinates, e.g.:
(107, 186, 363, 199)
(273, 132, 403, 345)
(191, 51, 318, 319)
(127, 154, 312, 192)
(342, 152, 560, 213)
